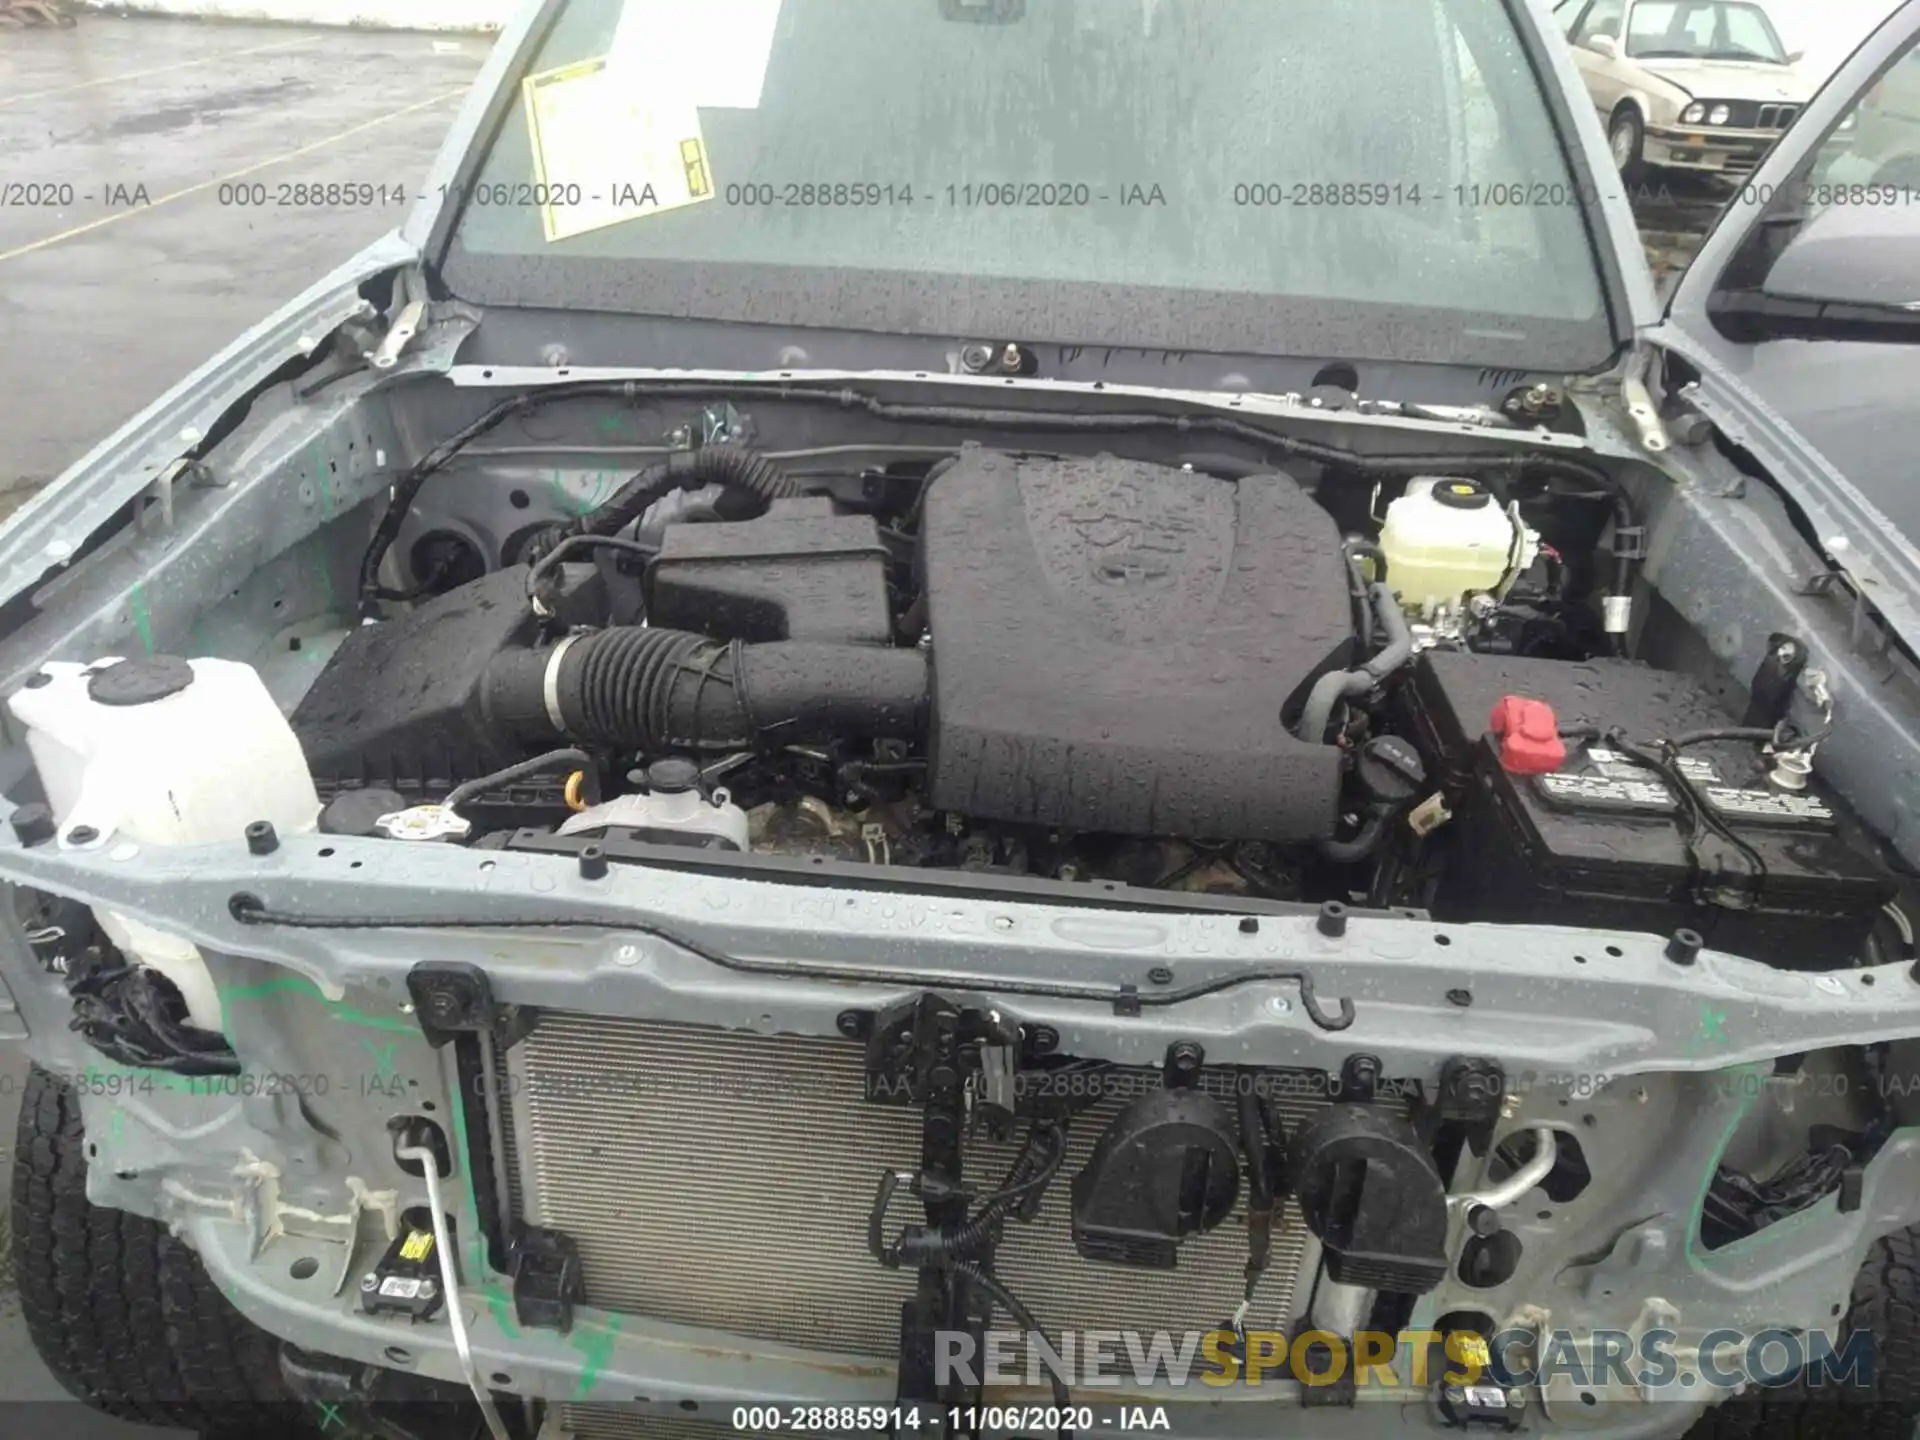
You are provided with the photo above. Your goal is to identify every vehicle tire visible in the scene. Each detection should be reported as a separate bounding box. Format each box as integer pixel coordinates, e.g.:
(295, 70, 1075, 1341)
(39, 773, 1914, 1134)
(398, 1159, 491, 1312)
(1682, 1227, 1920, 1438)
(8, 1064, 314, 1436)
(1609, 105, 1647, 182)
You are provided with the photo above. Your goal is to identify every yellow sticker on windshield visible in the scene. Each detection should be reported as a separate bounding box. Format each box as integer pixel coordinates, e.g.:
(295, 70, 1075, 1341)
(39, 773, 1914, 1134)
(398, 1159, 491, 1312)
(521, 56, 715, 243)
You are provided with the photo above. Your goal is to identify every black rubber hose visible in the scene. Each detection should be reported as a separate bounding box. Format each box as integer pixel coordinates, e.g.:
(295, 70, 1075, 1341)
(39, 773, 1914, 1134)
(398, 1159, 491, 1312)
(949, 1261, 1074, 1427)
(443, 748, 602, 814)
(486, 628, 927, 752)
(1317, 811, 1389, 864)
(568, 443, 803, 541)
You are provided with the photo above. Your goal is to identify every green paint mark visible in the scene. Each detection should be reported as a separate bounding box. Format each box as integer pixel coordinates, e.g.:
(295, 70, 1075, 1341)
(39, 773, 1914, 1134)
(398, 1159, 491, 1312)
(546, 469, 588, 517)
(129, 584, 156, 655)
(483, 1282, 522, 1340)
(360, 1040, 398, 1081)
(312, 542, 337, 611)
(312, 441, 335, 520)
(1684, 1005, 1731, 1057)
(547, 467, 620, 517)
(217, 976, 417, 1034)
(109, 1110, 125, 1148)
(593, 412, 626, 438)
(570, 1314, 623, 1399)
(446, 1078, 493, 1279)
(315, 1400, 347, 1432)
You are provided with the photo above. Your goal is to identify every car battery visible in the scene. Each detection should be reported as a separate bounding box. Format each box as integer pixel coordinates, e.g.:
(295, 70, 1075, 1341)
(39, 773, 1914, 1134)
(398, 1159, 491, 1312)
(1403, 651, 1896, 968)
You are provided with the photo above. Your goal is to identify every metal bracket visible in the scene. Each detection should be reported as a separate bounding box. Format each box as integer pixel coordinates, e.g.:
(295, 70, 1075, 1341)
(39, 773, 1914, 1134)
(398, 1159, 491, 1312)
(404, 962, 535, 1050)
(863, 992, 1018, 1109)
(1621, 370, 1670, 454)
(701, 400, 746, 446)
(509, 1224, 586, 1334)
(371, 299, 427, 372)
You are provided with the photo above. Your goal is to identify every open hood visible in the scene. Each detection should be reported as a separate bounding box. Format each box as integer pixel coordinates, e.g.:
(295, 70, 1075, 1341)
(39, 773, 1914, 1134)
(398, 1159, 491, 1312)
(1651, 0, 1920, 651)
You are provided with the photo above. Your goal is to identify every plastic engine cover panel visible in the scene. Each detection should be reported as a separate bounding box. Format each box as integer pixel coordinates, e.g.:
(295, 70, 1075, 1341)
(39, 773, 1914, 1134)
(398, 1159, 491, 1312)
(922, 450, 1352, 840)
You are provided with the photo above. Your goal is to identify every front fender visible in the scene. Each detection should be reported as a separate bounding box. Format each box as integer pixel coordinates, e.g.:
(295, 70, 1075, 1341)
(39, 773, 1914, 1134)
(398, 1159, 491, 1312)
(0, 231, 419, 615)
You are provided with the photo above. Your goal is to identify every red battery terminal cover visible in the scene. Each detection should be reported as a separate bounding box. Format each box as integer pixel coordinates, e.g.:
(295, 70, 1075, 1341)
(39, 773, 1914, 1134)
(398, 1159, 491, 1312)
(1489, 695, 1566, 775)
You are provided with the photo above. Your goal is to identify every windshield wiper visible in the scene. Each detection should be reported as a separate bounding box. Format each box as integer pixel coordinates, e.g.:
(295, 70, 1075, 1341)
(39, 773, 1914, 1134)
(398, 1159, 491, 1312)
(1632, 48, 1700, 59)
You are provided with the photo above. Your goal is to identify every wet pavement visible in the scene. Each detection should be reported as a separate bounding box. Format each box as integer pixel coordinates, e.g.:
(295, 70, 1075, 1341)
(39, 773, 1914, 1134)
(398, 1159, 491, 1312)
(0, 15, 487, 1431)
(0, 14, 486, 498)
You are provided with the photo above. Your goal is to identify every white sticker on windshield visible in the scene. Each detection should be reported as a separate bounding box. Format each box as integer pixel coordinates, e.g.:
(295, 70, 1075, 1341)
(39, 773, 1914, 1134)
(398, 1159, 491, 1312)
(522, 57, 715, 243)
(605, 0, 783, 111)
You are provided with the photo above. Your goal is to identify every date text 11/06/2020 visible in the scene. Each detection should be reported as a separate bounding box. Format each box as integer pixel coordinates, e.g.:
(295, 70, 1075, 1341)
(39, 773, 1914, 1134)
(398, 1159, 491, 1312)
(730, 1407, 1162, 1433)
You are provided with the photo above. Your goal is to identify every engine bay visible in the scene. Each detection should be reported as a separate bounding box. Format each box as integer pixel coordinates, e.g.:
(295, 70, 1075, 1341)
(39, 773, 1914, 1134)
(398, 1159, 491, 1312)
(271, 429, 1901, 973)
(7, 373, 1920, 1434)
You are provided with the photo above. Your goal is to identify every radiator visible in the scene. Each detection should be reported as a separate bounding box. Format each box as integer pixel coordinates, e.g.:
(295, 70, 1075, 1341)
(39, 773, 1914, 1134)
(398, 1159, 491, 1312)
(504, 1015, 1324, 1360)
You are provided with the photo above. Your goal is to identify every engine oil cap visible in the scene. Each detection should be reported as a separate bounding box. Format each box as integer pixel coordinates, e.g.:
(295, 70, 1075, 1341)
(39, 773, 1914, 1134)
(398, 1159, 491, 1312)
(1432, 478, 1493, 510)
(1489, 695, 1566, 775)
(86, 655, 194, 707)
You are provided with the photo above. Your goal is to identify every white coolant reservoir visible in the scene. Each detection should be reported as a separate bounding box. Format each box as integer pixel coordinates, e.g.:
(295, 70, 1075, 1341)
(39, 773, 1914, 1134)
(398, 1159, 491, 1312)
(1378, 477, 1539, 617)
(8, 656, 321, 1031)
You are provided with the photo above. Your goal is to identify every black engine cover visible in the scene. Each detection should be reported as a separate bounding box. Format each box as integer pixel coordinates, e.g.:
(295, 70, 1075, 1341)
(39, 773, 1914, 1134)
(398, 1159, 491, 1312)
(920, 450, 1352, 840)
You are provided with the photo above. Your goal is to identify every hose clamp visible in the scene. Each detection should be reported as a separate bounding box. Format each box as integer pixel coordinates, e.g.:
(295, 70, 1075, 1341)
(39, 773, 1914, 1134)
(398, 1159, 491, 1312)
(543, 633, 582, 734)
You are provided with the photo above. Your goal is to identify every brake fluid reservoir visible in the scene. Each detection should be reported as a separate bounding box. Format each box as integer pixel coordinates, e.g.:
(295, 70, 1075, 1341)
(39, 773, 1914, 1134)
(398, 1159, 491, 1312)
(8, 656, 321, 1031)
(1378, 477, 1538, 617)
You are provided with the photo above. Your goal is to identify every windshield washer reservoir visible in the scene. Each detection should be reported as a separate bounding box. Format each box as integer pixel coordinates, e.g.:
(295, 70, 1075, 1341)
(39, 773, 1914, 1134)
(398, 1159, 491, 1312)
(8, 656, 321, 1029)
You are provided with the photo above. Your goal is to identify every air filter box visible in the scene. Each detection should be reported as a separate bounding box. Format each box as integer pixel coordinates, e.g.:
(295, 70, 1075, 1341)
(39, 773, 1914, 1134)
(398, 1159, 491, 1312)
(647, 498, 891, 645)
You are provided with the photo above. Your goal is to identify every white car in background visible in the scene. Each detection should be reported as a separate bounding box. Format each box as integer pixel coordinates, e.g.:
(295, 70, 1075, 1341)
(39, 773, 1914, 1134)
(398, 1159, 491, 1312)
(1555, 0, 1818, 176)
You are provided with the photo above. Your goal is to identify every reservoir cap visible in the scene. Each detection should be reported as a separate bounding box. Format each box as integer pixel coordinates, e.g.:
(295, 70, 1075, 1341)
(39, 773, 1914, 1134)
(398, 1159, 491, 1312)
(87, 655, 194, 707)
(1432, 479, 1493, 510)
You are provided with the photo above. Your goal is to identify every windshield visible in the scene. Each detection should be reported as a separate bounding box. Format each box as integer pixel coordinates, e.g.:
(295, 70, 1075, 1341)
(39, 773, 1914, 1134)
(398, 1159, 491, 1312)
(1626, 0, 1788, 62)
(440, 0, 1616, 372)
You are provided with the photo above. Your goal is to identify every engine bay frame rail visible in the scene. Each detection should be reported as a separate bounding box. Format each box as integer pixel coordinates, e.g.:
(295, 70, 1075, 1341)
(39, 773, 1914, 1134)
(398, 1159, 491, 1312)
(225, 892, 1360, 1032)
(493, 828, 1397, 914)
(0, 821, 1911, 1077)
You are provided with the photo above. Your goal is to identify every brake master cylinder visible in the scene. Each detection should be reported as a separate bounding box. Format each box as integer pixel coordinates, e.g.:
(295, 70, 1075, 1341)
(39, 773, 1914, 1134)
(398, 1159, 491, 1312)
(8, 655, 321, 1030)
(1378, 477, 1538, 617)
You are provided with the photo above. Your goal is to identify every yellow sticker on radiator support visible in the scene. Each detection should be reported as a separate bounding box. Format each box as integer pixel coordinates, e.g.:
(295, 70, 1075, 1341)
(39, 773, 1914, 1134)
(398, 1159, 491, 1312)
(399, 1230, 435, 1262)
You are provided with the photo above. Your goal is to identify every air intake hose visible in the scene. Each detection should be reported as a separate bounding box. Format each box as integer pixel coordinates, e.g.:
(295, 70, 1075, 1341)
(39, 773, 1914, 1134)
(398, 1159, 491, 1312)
(485, 628, 927, 752)
(562, 443, 804, 543)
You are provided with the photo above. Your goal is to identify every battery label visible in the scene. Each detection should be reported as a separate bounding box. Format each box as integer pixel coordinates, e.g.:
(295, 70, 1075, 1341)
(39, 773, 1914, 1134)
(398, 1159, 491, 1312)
(1705, 787, 1835, 826)
(1535, 766, 1835, 830)
(1585, 746, 1717, 782)
(1536, 772, 1678, 812)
